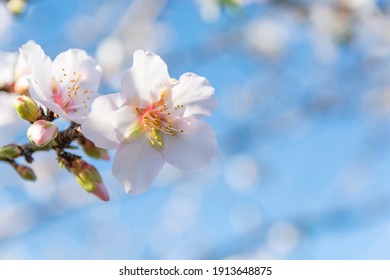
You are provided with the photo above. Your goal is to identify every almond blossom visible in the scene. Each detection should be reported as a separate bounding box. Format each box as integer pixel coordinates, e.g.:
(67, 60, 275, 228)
(81, 50, 217, 194)
(20, 42, 101, 123)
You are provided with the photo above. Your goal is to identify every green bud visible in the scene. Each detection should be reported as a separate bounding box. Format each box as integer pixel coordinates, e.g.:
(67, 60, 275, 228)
(13, 95, 41, 123)
(81, 138, 110, 160)
(15, 165, 36, 181)
(71, 159, 109, 201)
(0, 144, 22, 159)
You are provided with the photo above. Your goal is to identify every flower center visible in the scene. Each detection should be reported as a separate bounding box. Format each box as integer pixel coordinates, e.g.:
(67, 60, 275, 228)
(52, 68, 94, 113)
(138, 92, 184, 148)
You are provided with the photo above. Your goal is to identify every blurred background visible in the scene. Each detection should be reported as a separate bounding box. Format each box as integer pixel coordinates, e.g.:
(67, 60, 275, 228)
(1, 0, 390, 259)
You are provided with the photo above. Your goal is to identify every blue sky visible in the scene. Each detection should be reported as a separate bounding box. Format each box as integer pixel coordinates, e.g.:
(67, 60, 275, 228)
(1, 0, 390, 259)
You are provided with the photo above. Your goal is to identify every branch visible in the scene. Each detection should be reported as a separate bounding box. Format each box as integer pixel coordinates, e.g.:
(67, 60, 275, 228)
(0, 122, 82, 164)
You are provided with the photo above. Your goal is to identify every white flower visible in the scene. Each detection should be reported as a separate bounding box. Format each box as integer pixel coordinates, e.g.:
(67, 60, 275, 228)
(82, 50, 217, 194)
(20, 42, 101, 122)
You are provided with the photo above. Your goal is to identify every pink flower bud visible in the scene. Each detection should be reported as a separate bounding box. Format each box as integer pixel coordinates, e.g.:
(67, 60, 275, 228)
(27, 120, 58, 147)
(71, 159, 110, 201)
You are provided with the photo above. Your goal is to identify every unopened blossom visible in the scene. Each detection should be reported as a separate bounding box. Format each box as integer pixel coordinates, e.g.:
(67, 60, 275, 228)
(0, 144, 22, 159)
(80, 138, 110, 160)
(15, 165, 36, 181)
(71, 159, 109, 201)
(27, 120, 58, 147)
(13, 95, 41, 122)
(20, 42, 101, 122)
(82, 50, 217, 194)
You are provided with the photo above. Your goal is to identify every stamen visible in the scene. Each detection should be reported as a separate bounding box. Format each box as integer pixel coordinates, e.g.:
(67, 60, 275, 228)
(139, 97, 185, 146)
(54, 68, 93, 113)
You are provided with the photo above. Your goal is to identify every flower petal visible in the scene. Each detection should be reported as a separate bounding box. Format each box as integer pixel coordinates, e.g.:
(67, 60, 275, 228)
(121, 50, 170, 106)
(52, 48, 101, 95)
(171, 73, 216, 119)
(29, 79, 68, 119)
(19, 42, 52, 99)
(113, 136, 165, 194)
(51, 49, 101, 121)
(80, 93, 135, 149)
(162, 117, 217, 170)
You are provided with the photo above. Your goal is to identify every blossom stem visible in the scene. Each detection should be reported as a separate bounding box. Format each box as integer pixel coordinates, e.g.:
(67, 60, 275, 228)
(19, 143, 51, 163)
(0, 122, 83, 164)
(52, 122, 82, 149)
(38, 107, 57, 122)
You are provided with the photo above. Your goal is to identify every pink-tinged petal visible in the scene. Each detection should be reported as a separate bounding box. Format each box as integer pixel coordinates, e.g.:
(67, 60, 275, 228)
(171, 73, 216, 119)
(121, 50, 170, 106)
(19, 42, 52, 99)
(29, 79, 67, 119)
(162, 117, 217, 170)
(113, 136, 165, 194)
(92, 183, 110, 202)
(80, 93, 135, 149)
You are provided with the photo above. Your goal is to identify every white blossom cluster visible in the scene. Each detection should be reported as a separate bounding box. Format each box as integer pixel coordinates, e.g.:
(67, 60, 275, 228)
(0, 42, 217, 199)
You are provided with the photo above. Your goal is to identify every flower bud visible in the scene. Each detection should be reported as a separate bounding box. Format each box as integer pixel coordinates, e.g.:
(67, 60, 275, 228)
(7, 0, 26, 15)
(0, 144, 22, 159)
(80, 138, 110, 160)
(27, 120, 58, 147)
(13, 95, 41, 122)
(71, 159, 109, 201)
(15, 165, 36, 181)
